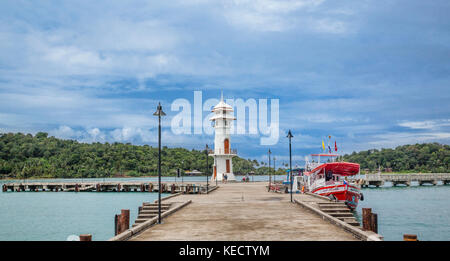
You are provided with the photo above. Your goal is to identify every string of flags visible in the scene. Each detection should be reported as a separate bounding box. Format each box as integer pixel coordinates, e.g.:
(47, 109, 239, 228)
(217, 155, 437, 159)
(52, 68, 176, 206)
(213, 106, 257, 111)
(322, 135, 338, 153)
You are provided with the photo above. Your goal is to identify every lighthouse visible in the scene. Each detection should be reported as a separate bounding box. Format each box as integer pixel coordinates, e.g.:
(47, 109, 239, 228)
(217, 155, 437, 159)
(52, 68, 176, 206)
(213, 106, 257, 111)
(210, 93, 236, 182)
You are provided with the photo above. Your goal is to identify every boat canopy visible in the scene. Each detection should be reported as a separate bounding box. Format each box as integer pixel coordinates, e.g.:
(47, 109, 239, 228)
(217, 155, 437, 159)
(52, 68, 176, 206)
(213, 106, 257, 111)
(305, 162, 360, 176)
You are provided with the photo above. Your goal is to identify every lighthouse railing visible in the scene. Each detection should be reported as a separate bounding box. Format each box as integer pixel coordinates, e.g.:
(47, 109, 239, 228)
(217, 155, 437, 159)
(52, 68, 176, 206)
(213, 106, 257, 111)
(209, 149, 237, 155)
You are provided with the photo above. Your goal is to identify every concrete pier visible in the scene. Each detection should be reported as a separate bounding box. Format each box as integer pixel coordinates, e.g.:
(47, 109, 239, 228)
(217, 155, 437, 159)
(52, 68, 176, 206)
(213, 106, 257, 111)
(129, 182, 378, 241)
(361, 173, 450, 187)
(2, 181, 213, 194)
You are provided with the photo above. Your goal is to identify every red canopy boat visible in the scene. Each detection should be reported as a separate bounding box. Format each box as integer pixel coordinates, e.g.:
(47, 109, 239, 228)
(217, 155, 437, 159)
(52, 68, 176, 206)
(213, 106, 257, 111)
(300, 154, 363, 209)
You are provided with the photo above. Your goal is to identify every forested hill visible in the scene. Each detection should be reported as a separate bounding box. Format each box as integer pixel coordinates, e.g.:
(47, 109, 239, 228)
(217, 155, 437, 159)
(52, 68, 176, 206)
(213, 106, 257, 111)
(0, 132, 263, 179)
(342, 143, 450, 173)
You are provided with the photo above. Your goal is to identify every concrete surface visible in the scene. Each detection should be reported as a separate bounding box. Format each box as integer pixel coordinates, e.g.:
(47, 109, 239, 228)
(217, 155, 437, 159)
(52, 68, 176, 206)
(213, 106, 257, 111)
(130, 182, 358, 241)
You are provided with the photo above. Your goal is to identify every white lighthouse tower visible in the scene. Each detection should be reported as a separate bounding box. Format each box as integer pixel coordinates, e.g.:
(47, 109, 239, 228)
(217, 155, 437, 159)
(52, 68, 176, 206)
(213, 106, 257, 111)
(210, 93, 236, 182)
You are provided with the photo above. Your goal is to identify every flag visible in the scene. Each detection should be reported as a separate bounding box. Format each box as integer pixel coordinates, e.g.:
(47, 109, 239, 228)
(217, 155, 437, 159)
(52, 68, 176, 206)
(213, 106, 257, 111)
(335, 141, 338, 152)
(328, 146, 331, 153)
(322, 140, 325, 151)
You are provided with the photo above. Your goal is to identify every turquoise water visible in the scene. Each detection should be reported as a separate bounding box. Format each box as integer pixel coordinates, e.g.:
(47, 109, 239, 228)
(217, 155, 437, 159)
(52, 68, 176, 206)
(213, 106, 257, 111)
(1, 177, 448, 241)
(0, 178, 174, 241)
(356, 182, 450, 241)
(0, 175, 274, 241)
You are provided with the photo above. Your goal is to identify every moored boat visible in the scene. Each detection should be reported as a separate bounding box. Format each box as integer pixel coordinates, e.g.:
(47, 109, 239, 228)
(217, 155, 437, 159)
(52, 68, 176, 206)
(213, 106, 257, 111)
(292, 153, 364, 209)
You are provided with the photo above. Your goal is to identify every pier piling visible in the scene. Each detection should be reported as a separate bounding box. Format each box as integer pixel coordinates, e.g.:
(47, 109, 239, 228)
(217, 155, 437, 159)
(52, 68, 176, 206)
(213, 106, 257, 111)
(79, 234, 92, 241)
(362, 208, 372, 231)
(371, 213, 378, 233)
(114, 209, 130, 235)
(403, 234, 418, 241)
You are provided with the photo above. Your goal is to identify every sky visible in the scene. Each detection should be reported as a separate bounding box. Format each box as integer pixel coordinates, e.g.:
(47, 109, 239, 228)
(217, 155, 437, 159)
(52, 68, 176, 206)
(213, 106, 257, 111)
(0, 0, 449, 166)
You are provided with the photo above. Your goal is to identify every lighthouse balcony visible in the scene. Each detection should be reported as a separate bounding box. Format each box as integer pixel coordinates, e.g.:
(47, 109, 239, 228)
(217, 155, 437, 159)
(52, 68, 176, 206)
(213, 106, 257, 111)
(208, 148, 237, 155)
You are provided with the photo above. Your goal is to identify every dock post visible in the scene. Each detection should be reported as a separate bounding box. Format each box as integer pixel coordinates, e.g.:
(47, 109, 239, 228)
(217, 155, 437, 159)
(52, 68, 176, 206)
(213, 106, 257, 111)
(371, 213, 378, 233)
(75, 184, 79, 192)
(117, 183, 121, 192)
(403, 234, 418, 241)
(114, 214, 119, 235)
(121, 209, 130, 232)
(2, 184, 6, 192)
(96, 184, 101, 192)
(362, 208, 372, 231)
(114, 210, 129, 236)
(79, 234, 92, 241)
(171, 184, 175, 194)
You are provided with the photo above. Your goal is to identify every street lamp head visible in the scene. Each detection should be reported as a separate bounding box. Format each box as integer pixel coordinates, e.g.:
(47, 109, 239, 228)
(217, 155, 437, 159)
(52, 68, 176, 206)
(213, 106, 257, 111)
(287, 130, 293, 139)
(153, 102, 166, 117)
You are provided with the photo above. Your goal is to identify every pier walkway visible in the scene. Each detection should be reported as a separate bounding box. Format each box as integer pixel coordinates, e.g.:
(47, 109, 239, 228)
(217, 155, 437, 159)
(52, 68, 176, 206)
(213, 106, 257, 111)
(130, 182, 360, 241)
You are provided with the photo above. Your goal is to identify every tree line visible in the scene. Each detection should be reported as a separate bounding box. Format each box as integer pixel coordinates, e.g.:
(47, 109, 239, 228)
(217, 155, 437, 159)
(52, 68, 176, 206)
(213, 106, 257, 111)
(0, 132, 286, 179)
(341, 143, 450, 173)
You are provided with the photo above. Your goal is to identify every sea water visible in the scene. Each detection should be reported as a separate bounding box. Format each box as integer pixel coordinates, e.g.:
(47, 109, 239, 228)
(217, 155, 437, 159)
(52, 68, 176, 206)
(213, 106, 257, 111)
(1, 177, 449, 241)
(356, 182, 450, 241)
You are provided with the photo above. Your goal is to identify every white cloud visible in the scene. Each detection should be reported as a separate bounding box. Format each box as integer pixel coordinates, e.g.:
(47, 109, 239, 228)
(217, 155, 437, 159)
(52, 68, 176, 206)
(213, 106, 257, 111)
(368, 132, 450, 148)
(223, 0, 325, 32)
(311, 18, 349, 34)
(50, 125, 82, 139)
(398, 119, 450, 130)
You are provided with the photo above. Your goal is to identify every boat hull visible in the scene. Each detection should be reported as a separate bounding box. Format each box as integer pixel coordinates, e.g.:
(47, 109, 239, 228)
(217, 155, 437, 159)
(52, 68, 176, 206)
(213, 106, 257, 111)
(312, 184, 361, 209)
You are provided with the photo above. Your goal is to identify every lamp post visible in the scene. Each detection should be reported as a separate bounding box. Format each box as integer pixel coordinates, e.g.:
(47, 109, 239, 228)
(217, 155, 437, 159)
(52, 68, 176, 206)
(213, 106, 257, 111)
(273, 157, 276, 183)
(287, 130, 294, 203)
(181, 160, 184, 184)
(205, 144, 209, 194)
(153, 102, 166, 224)
(268, 149, 271, 190)
(215, 159, 218, 187)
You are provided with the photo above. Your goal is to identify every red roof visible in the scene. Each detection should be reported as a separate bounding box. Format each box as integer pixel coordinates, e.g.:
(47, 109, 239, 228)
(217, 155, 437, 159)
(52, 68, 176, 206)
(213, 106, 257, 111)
(305, 162, 360, 176)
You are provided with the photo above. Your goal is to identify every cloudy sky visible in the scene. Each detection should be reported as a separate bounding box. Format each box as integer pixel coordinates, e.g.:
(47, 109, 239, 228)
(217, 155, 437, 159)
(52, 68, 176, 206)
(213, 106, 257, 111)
(1, 0, 449, 165)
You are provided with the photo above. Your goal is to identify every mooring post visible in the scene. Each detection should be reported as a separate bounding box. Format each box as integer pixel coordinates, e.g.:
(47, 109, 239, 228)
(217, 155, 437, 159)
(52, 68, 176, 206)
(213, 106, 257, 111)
(114, 214, 120, 236)
(371, 213, 378, 233)
(117, 183, 121, 192)
(96, 184, 100, 192)
(362, 208, 372, 231)
(75, 184, 79, 192)
(403, 234, 418, 241)
(171, 184, 175, 194)
(2, 184, 6, 192)
(148, 183, 153, 192)
(79, 234, 92, 241)
(120, 209, 130, 232)
(140, 184, 145, 192)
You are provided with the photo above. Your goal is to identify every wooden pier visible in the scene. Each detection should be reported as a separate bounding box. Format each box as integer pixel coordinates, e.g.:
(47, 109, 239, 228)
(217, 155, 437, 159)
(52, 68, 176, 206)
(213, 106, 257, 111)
(2, 181, 214, 194)
(124, 182, 382, 241)
(361, 173, 450, 187)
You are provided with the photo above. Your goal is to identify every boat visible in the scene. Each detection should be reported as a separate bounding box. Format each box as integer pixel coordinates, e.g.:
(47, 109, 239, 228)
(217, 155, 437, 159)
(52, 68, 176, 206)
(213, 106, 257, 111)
(290, 153, 364, 209)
